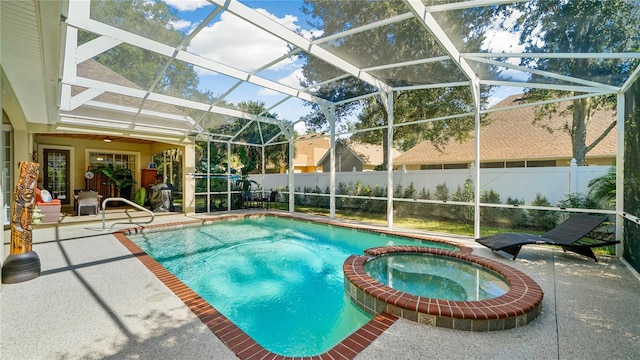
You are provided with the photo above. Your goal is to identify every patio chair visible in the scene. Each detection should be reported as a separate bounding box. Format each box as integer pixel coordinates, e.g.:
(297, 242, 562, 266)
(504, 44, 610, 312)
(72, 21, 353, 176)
(77, 191, 100, 215)
(263, 191, 278, 210)
(475, 213, 619, 262)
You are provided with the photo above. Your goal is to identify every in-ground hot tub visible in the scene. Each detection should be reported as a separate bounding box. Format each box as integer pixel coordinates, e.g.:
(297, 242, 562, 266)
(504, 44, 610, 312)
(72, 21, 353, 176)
(364, 253, 509, 301)
(343, 246, 543, 331)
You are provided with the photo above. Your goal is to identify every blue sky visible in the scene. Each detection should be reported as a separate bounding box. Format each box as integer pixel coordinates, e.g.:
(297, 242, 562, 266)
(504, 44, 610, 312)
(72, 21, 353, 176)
(159, 0, 524, 128)
(161, 0, 318, 126)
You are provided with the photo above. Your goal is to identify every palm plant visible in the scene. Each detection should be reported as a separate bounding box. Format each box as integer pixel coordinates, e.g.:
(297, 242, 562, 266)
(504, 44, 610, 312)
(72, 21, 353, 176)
(588, 166, 616, 207)
(94, 165, 136, 198)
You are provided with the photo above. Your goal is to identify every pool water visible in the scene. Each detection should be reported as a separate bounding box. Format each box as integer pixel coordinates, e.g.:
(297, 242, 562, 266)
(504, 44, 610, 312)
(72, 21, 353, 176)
(130, 216, 455, 356)
(364, 254, 509, 301)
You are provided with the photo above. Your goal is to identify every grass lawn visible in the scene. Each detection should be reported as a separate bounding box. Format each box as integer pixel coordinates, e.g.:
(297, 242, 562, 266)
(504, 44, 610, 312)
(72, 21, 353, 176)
(291, 205, 617, 255)
(292, 205, 533, 238)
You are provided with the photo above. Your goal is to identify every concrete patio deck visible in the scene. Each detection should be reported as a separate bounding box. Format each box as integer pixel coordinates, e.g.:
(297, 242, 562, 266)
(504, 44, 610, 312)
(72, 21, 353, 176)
(2, 212, 639, 359)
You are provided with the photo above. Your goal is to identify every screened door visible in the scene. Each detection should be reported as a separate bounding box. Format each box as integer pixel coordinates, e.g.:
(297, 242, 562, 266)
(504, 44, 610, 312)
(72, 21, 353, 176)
(43, 149, 70, 204)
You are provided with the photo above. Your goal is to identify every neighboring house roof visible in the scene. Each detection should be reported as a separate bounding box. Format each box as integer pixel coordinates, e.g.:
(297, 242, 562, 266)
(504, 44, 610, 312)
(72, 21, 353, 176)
(393, 94, 617, 166)
(293, 133, 330, 167)
(317, 140, 402, 167)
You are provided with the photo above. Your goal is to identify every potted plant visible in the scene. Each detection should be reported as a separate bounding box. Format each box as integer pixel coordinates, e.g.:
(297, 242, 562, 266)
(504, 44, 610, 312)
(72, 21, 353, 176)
(94, 165, 136, 201)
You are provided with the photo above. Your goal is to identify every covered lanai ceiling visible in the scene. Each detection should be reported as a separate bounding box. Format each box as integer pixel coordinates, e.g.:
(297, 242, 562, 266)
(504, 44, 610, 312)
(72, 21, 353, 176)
(2, 0, 639, 146)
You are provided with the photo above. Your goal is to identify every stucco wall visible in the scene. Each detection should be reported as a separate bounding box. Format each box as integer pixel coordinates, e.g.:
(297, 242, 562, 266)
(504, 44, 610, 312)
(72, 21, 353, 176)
(34, 135, 156, 196)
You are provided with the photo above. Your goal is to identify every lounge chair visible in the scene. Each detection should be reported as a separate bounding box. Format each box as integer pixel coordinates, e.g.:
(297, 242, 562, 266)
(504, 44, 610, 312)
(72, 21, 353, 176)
(475, 213, 619, 262)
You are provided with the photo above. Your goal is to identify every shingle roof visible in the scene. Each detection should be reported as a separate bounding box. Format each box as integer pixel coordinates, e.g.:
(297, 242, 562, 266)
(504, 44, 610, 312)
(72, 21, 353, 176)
(345, 141, 402, 166)
(393, 94, 617, 166)
(74, 60, 187, 116)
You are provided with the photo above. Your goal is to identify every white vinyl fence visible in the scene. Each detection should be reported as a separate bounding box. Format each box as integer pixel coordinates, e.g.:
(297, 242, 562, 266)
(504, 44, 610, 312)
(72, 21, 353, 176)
(251, 163, 610, 206)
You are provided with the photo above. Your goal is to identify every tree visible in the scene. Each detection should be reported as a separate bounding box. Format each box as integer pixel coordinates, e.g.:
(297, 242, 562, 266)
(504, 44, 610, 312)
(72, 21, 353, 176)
(80, 0, 201, 98)
(300, 0, 501, 168)
(512, 0, 640, 165)
(210, 101, 290, 176)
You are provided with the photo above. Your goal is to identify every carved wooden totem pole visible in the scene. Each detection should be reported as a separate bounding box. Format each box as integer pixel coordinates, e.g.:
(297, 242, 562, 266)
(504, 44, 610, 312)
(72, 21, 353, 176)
(2, 161, 41, 283)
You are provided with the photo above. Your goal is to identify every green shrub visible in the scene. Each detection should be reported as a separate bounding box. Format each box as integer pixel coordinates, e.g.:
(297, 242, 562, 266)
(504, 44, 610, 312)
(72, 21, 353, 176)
(504, 197, 528, 229)
(452, 179, 474, 221)
(307, 186, 326, 208)
(480, 189, 501, 225)
(433, 182, 450, 218)
(530, 193, 559, 230)
(557, 192, 601, 211)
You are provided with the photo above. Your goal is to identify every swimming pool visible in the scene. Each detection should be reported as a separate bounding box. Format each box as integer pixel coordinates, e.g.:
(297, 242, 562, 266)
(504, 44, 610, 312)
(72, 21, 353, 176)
(128, 215, 457, 357)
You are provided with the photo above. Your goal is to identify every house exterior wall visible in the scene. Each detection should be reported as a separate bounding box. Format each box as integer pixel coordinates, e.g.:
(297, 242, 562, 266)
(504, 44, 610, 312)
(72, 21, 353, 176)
(34, 135, 156, 198)
(319, 151, 363, 172)
(293, 134, 330, 173)
(294, 165, 318, 173)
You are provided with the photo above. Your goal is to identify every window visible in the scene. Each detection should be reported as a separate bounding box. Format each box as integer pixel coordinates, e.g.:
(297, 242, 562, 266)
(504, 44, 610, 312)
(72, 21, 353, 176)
(443, 163, 468, 169)
(89, 152, 136, 170)
(2, 127, 13, 225)
(421, 164, 442, 170)
(480, 162, 504, 168)
(526, 160, 556, 167)
(506, 161, 525, 168)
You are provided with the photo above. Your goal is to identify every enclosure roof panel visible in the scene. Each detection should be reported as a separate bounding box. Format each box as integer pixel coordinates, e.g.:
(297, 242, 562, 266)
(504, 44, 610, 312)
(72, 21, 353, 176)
(3, 0, 639, 143)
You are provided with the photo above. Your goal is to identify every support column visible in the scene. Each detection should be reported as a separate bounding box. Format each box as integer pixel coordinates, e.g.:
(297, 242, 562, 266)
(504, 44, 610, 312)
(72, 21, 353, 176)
(615, 93, 625, 257)
(321, 106, 337, 219)
(472, 79, 481, 239)
(183, 143, 196, 214)
(285, 124, 295, 212)
(12, 130, 31, 177)
(379, 91, 394, 228)
(261, 145, 266, 192)
(227, 141, 232, 211)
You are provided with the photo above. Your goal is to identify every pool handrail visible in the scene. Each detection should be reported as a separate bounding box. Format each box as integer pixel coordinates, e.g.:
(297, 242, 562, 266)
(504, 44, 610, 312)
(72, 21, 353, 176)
(101, 197, 155, 230)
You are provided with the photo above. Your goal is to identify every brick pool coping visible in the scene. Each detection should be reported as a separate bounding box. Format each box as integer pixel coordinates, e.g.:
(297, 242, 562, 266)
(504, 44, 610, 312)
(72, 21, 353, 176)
(112, 213, 479, 359)
(344, 246, 544, 331)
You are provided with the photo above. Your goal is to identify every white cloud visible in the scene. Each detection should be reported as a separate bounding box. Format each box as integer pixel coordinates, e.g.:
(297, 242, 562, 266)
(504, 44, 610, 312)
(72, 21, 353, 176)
(482, 30, 526, 57)
(499, 68, 531, 82)
(258, 68, 305, 96)
(188, 10, 302, 72)
(301, 28, 324, 40)
(170, 19, 192, 31)
(278, 68, 305, 88)
(481, 9, 527, 65)
(252, 8, 323, 40)
(163, 0, 210, 12)
(487, 96, 502, 107)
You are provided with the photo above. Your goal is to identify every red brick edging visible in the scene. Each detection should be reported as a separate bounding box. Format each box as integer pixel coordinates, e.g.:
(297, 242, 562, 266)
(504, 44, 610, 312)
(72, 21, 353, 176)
(344, 246, 544, 331)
